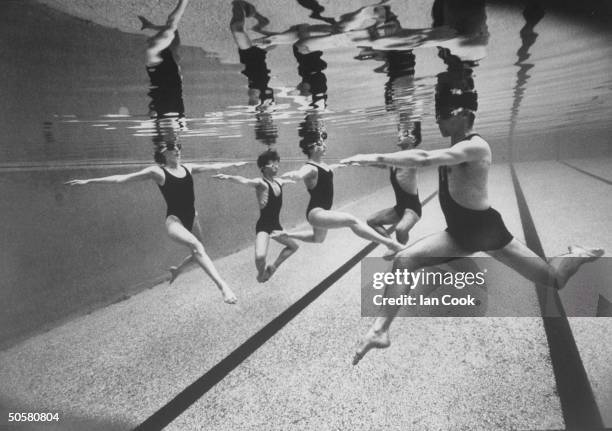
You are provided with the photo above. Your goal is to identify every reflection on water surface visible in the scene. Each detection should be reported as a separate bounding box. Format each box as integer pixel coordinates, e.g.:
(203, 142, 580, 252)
(1, 0, 611, 346)
(2, 0, 611, 167)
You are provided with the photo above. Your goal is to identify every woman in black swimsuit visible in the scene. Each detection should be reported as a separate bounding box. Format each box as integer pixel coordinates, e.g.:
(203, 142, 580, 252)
(342, 95, 603, 365)
(365, 140, 422, 245)
(279, 136, 406, 258)
(65, 140, 245, 304)
(214, 150, 299, 282)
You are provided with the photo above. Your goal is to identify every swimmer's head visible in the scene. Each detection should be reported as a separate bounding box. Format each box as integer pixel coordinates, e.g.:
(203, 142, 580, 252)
(247, 88, 261, 106)
(397, 121, 422, 149)
(379, 6, 401, 36)
(248, 88, 275, 107)
(154, 139, 182, 165)
(299, 131, 328, 157)
(368, 5, 399, 26)
(257, 150, 280, 174)
(435, 71, 477, 136)
(254, 112, 278, 145)
(436, 109, 475, 137)
(299, 112, 327, 157)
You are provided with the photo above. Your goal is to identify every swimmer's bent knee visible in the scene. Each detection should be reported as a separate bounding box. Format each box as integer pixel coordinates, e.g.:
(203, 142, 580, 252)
(190, 242, 205, 256)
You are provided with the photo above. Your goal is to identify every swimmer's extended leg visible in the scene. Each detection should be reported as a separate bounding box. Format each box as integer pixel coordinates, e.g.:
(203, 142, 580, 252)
(169, 254, 194, 284)
(255, 232, 271, 283)
(552, 245, 604, 288)
(308, 208, 406, 256)
(145, 0, 189, 65)
(395, 209, 420, 245)
(276, 226, 327, 244)
(266, 232, 299, 280)
(353, 231, 469, 365)
(166, 217, 237, 304)
(488, 240, 604, 290)
(366, 206, 399, 239)
(353, 327, 390, 365)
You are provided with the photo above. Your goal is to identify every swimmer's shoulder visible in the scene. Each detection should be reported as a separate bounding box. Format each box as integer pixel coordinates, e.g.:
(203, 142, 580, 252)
(462, 133, 491, 157)
(465, 133, 488, 146)
(254, 178, 269, 190)
(147, 165, 166, 185)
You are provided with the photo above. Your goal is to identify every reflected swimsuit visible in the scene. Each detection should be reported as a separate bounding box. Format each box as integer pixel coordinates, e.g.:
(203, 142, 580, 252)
(146, 40, 185, 118)
(390, 167, 422, 217)
(256, 179, 283, 234)
(438, 134, 513, 252)
(306, 162, 334, 218)
(238, 46, 274, 103)
(158, 165, 195, 231)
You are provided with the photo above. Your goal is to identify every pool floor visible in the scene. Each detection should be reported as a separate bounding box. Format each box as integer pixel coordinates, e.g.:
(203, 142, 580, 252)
(0, 159, 610, 431)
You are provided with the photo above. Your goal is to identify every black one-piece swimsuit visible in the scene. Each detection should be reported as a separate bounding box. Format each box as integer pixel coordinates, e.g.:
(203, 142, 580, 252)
(256, 179, 283, 234)
(306, 162, 333, 219)
(390, 167, 422, 217)
(438, 134, 513, 252)
(158, 165, 195, 231)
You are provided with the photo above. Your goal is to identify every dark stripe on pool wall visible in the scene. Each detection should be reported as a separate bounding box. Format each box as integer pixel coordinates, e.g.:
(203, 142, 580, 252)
(559, 161, 612, 186)
(133, 191, 438, 430)
(509, 164, 604, 430)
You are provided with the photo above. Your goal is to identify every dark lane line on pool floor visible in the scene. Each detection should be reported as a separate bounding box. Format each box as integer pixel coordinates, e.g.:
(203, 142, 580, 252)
(558, 161, 612, 186)
(133, 192, 438, 431)
(510, 163, 604, 431)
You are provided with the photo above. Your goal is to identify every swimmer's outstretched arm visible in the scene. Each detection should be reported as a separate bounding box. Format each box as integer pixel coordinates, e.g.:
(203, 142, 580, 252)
(344, 162, 388, 169)
(212, 174, 261, 188)
(187, 161, 247, 174)
(362, 26, 457, 51)
(64, 166, 163, 186)
(341, 140, 488, 168)
(276, 178, 296, 186)
(279, 164, 316, 181)
(326, 163, 348, 171)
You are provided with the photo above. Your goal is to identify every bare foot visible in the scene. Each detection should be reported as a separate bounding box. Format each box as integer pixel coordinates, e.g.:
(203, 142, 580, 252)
(271, 230, 289, 241)
(568, 245, 604, 260)
(222, 286, 238, 304)
(382, 242, 409, 261)
(168, 266, 180, 285)
(553, 245, 604, 289)
(264, 264, 277, 281)
(137, 15, 154, 31)
(256, 270, 267, 283)
(353, 328, 390, 365)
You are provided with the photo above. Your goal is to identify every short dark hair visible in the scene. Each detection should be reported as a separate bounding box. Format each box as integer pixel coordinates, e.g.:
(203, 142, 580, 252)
(465, 111, 475, 128)
(298, 130, 328, 157)
(154, 150, 166, 165)
(410, 121, 422, 146)
(153, 136, 180, 165)
(257, 150, 280, 169)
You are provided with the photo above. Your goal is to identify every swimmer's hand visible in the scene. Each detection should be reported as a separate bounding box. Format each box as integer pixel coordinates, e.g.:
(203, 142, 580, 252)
(212, 174, 231, 180)
(341, 154, 380, 166)
(64, 179, 89, 186)
(328, 163, 348, 170)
